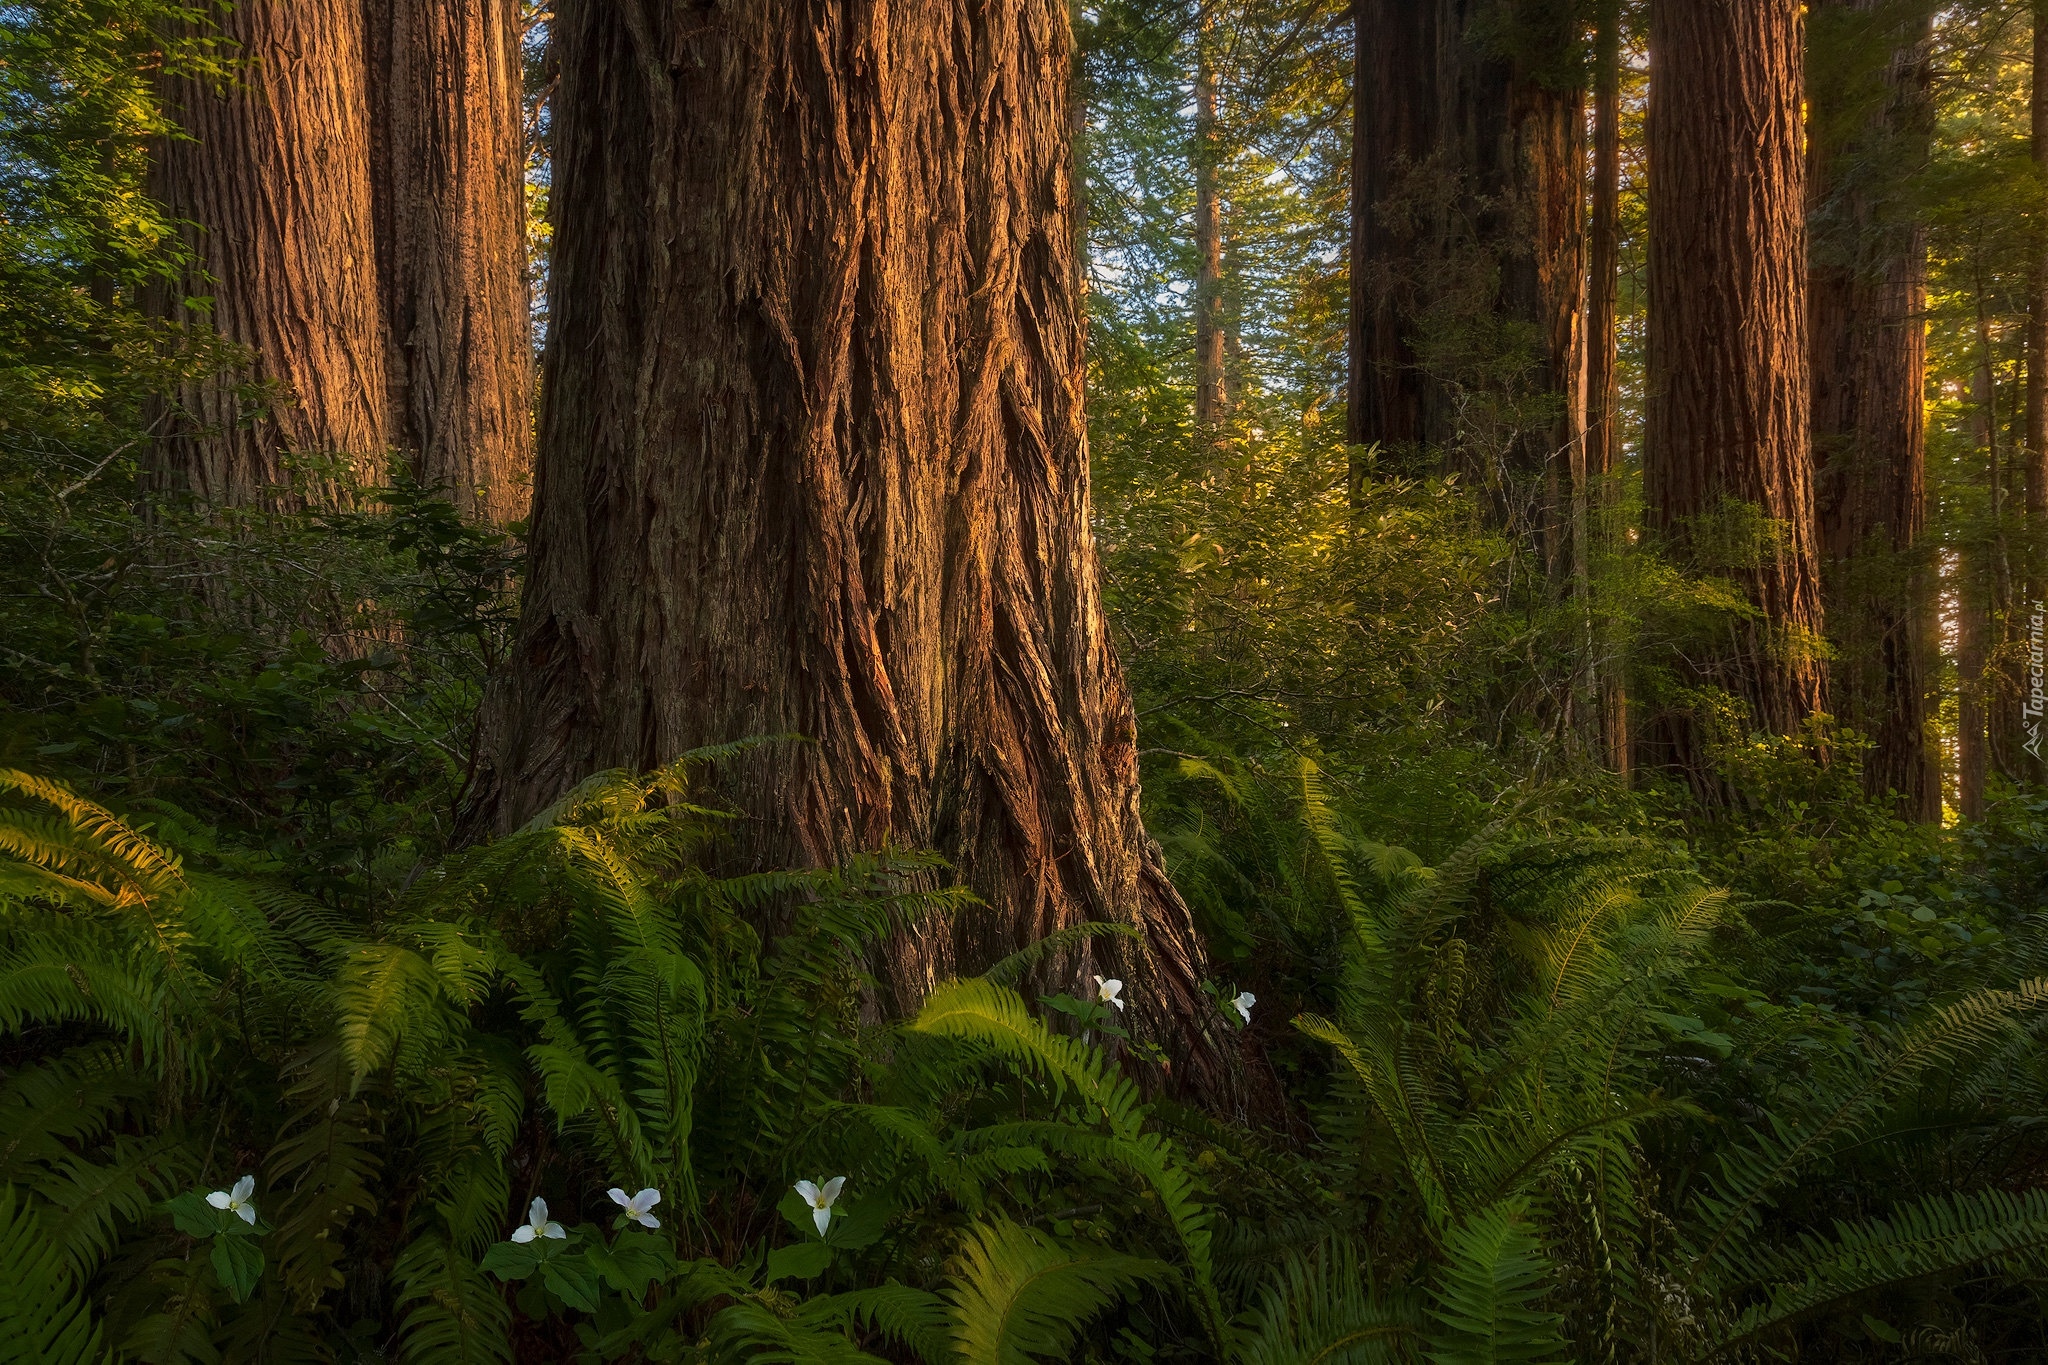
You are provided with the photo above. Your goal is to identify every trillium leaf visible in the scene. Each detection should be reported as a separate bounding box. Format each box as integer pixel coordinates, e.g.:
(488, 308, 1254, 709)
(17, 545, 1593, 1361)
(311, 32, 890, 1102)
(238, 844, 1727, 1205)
(165, 1190, 226, 1239)
(481, 1240, 545, 1280)
(210, 1233, 264, 1304)
(542, 1257, 602, 1314)
(765, 1241, 833, 1283)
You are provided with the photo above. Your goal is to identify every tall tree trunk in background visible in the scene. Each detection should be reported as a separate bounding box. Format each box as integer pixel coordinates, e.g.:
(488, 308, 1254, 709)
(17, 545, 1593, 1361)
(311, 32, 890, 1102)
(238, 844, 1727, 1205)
(1346, 4, 1585, 462)
(2024, 0, 2048, 782)
(1346, 0, 1582, 553)
(1586, 0, 1627, 777)
(1960, 354, 1997, 818)
(368, 0, 535, 523)
(1641, 0, 1826, 784)
(1193, 3, 1226, 437)
(466, 1, 1217, 1074)
(2032, 2, 2048, 576)
(1808, 0, 1937, 820)
(148, 0, 390, 503)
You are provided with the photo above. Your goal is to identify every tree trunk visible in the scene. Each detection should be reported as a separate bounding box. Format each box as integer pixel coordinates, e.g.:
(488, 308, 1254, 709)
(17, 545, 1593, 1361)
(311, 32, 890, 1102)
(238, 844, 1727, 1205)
(368, 0, 535, 523)
(2031, 0, 2048, 575)
(466, 1, 1217, 1072)
(148, 0, 391, 504)
(1346, 0, 1583, 514)
(1193, 4, 1226, 436)
(1640, 0, 1826, 784)
(1808, 0, 1937, 820)
(2024, 0, 2048, 783)
(1586, 0, 1627, 778)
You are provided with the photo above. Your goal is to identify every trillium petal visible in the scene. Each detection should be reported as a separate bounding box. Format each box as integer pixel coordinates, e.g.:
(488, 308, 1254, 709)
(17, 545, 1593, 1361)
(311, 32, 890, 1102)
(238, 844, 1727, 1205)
(237, 1203, 258, 1225)
(820, 1177, 846, 1206)
(231, 1175, 255, 1203)
(634, 1188, 660, 1213)
(543, 1221, 566, 1240)
(794, 1179, 821, 1205)
(528, 1197, 549, 1226)
(207, 1191, 231, 1210)
(607, 1187, 630, 1208)
(633, 1212, 660, 1228)
(812, 1205, 831, 1236)
(511, 1225, 535, 1243)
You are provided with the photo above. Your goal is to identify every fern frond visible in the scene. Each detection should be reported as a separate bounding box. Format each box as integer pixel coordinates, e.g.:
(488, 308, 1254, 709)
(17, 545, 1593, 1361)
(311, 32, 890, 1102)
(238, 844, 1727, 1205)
(0, 1185, 110, 1365)
(944, 1218, 1172, 1365)
(392, 1231, 514, 1364)
(1426, 1202, 1566, 1365)
(1237, 1236, 1423, 1365)
(1705, 1189, 2048, 1357)
(983, 922, 1139, 988)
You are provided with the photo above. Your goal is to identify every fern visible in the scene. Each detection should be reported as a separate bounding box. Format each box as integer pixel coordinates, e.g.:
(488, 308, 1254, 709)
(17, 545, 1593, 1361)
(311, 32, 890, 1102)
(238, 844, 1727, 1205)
(0, 1184, 110, 1365)
(1237, 1237, 1422, 1365)
(910, 978, 1229, 1344)
(391, 1231, 514, 1364)
(943, 1217, 1171, 1365)
(1704, 1189, 2048, 1357)
(1427, 1202, 1566, 1365)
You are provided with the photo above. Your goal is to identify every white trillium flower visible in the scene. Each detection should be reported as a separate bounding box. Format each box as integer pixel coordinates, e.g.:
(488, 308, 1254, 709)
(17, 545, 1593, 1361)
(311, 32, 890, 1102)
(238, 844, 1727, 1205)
(794, 1177, 846, 1236)
(1092, 975, 1126, 1012)
(510, 1196, 566, 1243)
(206, 1174, 258, 1225)
(1232, 991, 1255, 1025)
(609, 1186, 662, 1229)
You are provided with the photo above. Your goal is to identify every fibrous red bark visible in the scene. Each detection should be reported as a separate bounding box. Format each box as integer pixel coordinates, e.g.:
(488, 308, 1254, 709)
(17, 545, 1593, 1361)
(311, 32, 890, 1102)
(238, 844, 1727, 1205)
(1347, 0, 1583, 506)
(1809, 0, 1938, 819)
(468, 1, 1216, 1071)
(368, 0, 535, 522)
(150, 0, 532, 520)
(149, 0, 391, 503)
(1642, 0, 1827, 779)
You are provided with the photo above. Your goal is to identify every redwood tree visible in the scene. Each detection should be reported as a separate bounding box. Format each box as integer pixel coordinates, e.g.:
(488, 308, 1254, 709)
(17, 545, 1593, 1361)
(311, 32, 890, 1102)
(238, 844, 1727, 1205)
(149, 0, 390, 502)
(367, 0, 534, 522)
(1193, 2, 1226, 435)
(151, 0, 531, 518)
(1809, 0, 1938, 818)
(1585, 0, 1627, 775)
(1642, 0, 1827, 776)
(1347, 0, 1583, 513)
(468, 2, 1215, 1060)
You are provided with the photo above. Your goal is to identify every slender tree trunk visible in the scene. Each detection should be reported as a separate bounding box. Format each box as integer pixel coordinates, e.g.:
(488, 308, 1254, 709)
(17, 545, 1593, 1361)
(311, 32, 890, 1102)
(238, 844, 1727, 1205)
(368, 0, 535, 523)
(148, 0, 391, 504)
(1808, 0, 1937, 819)
(1193, 4, 1226, 437)
(466, 1, 1217, 1073)
(1587, 0, 1628, 778)
(1961, 355, 1996, 818)
(1641, 0, 1826, 785)
(2024, 0, 2048, 782)
(2031, 0, 2048, 571)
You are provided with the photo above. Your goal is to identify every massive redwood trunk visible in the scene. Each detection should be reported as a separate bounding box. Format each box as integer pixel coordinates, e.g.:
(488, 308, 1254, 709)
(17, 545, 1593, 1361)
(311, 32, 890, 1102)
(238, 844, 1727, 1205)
(1347, 0, 1583, 519)
(149, 0, 391, 503)
(1641, 0, 1827, 780)
(1809, 0, 1937, 820)
(150, 0, 532, 519)
(468, 2, 1215, 1065)
(368, 0, 535, 522)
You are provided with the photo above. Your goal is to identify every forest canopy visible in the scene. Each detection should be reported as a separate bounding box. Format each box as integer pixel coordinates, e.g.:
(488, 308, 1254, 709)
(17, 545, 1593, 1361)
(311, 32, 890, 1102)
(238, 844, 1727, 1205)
(4, 0, 2048, 1360)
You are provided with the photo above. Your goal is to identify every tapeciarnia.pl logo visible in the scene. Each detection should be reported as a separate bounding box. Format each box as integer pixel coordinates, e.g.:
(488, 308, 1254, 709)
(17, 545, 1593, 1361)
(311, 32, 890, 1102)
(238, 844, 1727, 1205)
(2028, 601, 2046, 761)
